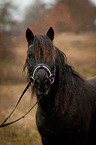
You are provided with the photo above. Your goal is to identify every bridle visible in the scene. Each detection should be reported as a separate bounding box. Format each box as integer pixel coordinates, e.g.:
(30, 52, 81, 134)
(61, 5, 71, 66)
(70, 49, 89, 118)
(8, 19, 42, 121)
(27, 63, 56, 85)
(27, 44, 56, 85)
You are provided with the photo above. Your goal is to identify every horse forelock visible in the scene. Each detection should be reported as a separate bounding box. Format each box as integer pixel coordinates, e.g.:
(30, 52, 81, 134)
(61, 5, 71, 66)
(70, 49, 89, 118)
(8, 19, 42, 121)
(32, 35, 55, 62)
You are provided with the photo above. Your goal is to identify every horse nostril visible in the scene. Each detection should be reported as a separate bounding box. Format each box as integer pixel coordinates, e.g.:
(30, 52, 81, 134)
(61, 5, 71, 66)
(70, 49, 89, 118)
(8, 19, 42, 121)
(44, 79, 50, 89)
(35, 79, 40, 87)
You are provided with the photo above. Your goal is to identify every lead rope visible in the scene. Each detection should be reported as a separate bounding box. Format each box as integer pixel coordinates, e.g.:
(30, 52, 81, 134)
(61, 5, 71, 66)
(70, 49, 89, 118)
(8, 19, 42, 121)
(0, 80, 43, 128)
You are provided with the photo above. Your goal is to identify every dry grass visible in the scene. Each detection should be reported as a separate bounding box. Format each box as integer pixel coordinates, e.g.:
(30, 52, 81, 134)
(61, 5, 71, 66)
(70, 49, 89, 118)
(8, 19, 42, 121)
(0, 32, 96, 145)
(0, 84, 42, 145)
(54, 32, 96, 78)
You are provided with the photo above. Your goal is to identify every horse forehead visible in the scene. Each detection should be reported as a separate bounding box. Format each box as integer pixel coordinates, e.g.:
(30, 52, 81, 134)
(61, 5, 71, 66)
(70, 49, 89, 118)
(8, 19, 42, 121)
(35, 34, 50, 44)
(35, 34, 47, 39)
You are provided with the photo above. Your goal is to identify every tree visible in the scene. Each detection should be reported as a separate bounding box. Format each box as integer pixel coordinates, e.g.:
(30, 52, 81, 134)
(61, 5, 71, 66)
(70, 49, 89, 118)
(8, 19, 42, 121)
(0, 1, 17, 33)
(24, 0, 46, 28)
(0, 1, 17, 61)
(54, 0, 96, 31)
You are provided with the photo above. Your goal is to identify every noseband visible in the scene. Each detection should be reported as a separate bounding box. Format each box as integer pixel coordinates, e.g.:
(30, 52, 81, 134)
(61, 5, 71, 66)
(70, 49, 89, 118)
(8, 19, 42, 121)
(27, 63, 56, 85)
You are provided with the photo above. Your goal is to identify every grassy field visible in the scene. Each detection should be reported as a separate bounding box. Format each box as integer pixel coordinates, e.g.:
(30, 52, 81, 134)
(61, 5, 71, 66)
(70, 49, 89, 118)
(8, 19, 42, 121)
(0, 32, 96, 145)
(0, 84, 42, 145)
(54, 32, 96, 78)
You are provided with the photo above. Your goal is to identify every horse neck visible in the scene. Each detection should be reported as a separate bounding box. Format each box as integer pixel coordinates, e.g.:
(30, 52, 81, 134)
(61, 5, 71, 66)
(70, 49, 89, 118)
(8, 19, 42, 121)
(37, 78, 58, 113)
(37, 59, 85, 114)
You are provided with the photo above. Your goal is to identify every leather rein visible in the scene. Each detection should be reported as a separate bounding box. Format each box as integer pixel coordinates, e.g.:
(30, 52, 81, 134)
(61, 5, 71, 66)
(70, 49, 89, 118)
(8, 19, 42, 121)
(0, 79, 42, 128)
(0, 63, 56, 128)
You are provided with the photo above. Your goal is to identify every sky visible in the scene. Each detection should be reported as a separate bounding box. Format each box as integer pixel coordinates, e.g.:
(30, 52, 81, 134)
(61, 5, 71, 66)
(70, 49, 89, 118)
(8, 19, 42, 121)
(3, 0, 56, 21)
(1, 0, 96, 21)
(89, 0, 96, 5)
(4, 0, 96, 10)
(11, 0, 56, 10)
(11, 0, 96, 9)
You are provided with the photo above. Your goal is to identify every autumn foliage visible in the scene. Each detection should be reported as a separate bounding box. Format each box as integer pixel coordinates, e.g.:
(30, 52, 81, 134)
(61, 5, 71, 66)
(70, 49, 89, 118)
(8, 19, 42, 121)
(30, 0, 96, 33)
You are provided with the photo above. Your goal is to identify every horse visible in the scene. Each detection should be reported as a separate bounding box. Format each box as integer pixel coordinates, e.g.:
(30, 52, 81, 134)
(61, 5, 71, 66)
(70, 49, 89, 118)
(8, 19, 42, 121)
(25, 27, 96, 145)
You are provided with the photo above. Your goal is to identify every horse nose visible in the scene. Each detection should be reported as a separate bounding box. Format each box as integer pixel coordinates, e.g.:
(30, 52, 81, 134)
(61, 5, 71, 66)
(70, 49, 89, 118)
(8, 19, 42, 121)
(34, 79, 41, 89)
(34, 76, 51, 96)
(34, 78, 51, 89)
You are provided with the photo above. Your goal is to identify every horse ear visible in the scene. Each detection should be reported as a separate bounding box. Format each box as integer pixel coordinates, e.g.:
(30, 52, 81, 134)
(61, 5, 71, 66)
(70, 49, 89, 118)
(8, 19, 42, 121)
(47, 27, 54, 41)
(26, 28, 34, 44)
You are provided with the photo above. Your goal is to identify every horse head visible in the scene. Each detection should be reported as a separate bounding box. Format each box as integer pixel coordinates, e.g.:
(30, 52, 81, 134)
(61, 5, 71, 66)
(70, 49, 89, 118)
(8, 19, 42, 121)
(26, 27, 56, 96)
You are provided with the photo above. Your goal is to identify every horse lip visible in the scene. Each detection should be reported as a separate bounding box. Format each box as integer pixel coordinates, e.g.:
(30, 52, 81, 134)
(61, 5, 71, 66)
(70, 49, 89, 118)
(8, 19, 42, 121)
(37, 89, 49, 96)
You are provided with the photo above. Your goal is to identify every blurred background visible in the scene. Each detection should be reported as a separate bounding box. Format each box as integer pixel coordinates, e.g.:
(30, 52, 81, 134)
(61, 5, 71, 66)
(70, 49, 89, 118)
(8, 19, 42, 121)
(0, 0, 96, 144)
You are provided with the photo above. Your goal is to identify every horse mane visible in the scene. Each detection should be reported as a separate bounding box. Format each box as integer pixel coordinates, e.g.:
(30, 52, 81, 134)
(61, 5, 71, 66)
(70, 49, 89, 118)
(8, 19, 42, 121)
(54, 47, 84, 111)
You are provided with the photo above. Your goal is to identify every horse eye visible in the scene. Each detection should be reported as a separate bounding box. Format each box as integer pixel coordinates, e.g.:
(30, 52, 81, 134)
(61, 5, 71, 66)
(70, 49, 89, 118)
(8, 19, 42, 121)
(35, 79, 40, 88)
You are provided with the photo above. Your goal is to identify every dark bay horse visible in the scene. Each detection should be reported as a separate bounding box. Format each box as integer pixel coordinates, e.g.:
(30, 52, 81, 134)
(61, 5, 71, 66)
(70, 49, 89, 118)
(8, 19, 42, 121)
(25, 27, 96, 145)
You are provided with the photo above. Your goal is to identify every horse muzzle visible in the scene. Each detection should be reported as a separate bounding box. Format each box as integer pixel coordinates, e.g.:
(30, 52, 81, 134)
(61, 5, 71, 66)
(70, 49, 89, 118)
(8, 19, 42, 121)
(27, 63, 56, 96)
(34, 70, 51, 96)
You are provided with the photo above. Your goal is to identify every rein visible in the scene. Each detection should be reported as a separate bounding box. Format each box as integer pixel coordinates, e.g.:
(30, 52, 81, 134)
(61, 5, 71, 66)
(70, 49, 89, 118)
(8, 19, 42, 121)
(0, 46, 56, 128)
(0, 79, 43, 128)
